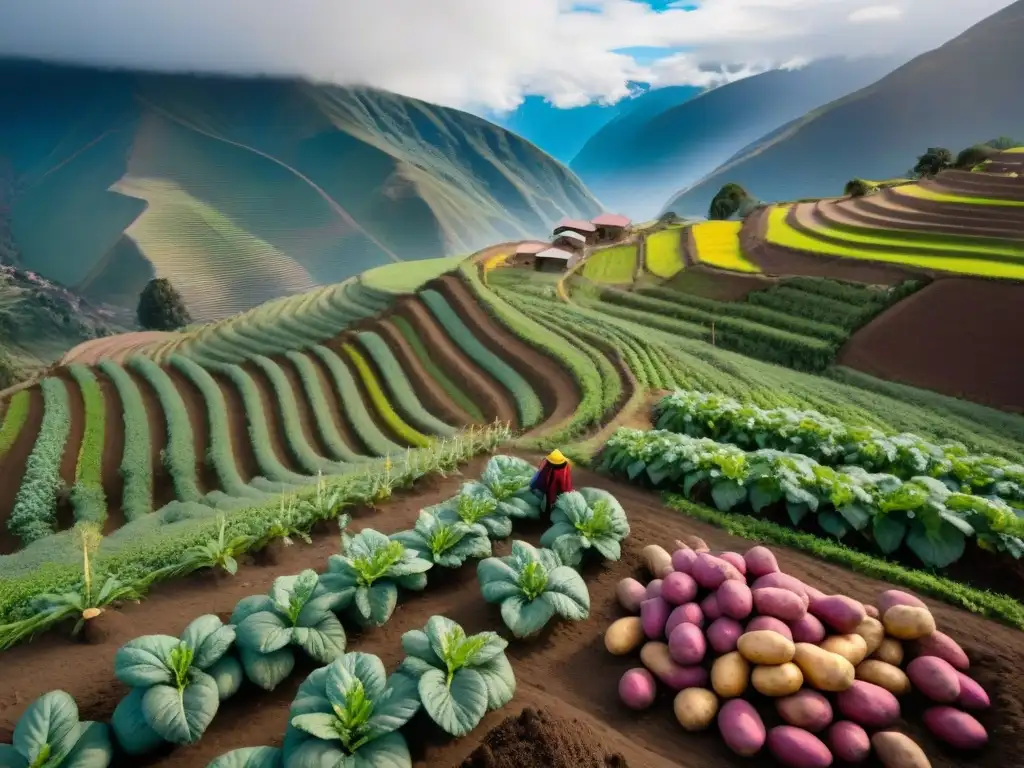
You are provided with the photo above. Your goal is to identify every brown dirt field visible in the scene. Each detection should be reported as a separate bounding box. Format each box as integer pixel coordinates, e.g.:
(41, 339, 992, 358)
(128, 369, 175, 510)
(430, 276, 580, 436)
(55, 371, 85, 534)
(274, 354, 333, 461)
(300, 348, 373, 457)
(164, 366, 217, 495)
(393, 297, 517, 427)
(61, 332, 182, 366)
(664, 265, 774, 303)
(1, 458, 1020, 768)
(839, 277, 1024, 413)
(97, 371, 126, 533)
(373, 317, 473, 428)
(241, 361, 303, 475)
(211, 371, 260, 483)
(0, 386, 43, 554)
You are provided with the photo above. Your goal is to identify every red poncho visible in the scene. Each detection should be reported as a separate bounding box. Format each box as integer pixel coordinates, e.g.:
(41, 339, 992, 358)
(530, 460, 574, 511)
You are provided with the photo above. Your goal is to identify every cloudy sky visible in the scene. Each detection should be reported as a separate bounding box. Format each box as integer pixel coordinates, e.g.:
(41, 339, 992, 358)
(0, 0, 1015, 113)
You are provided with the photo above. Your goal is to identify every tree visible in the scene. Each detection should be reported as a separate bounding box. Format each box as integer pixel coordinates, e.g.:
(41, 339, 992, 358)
(137, 278, 192, 331)
(657, 211, 681, 226)
(985, 136, 1023, 150)
(955, 144, 999, 169)
(708, 183, 750, 220)
(844, 178, 873, 197)
(912, 147, 953, 178)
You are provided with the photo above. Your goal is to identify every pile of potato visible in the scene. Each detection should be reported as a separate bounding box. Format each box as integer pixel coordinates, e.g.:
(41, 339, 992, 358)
(606, 539, 991, 767)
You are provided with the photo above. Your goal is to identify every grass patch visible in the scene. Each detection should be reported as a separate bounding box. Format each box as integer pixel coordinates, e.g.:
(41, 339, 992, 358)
(582, 245, 637, 284)
(645, 230, 685, 278)
(361, 256, 465, 294)
(690, 222, 760, 273)
(0, 390, 31, 459)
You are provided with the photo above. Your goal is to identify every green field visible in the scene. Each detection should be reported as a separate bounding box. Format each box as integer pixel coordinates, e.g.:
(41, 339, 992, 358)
(581, 244, 637, 284)
(644, 229, 685, 278)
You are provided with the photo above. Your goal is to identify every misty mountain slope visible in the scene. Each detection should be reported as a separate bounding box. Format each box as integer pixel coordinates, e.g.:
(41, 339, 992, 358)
(662, 0, 1024, 216)
(571, 57, 903, 218)
(0, 61, 600, 321)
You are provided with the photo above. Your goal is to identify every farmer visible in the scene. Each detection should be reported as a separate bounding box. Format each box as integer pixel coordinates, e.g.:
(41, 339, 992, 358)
(530, 449, 574, 514)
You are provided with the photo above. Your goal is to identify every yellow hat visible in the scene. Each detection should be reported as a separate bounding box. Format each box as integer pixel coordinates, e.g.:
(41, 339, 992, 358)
(546, 449, 568, 466)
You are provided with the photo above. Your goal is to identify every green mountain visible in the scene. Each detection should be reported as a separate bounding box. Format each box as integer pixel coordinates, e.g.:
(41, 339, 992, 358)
(0, 60, 600, 321)
(662, 0, 1024, 216)
(571, 57, 903, 219)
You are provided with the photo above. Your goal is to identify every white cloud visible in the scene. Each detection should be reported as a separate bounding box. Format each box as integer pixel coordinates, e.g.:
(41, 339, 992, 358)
(0, 0, 1015, 112)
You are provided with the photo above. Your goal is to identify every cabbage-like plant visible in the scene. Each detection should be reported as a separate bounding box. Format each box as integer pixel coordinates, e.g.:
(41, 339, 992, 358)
(477, 541, 590, 638)
(206, 746, 282, 767)
(461, 455, 541, 519)
(391, 510, 492, 568)
(282, 652, 420, 768)
(436, 487, 513, 540)
(396, 616, 515, 737)
(0, 690, 113, 768)
(232, 570, 347, 692)
(319, 529, 433, 627)
(540, 489, 630, 567)
(111, 615, 238, 755)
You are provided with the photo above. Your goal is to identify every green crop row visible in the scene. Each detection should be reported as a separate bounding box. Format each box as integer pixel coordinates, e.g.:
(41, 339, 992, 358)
(0, 390, 31, 459)
(745, 285, 874, 330)
(420, 288, 542, 428)
(356, 331, 457, 438)
(97, 361, 153, 522)
(126, 357, 203, 504)
(635, 285, 848, 343)
(391, 316, 485, 423)
(781, 276, 892, 307)
(67, 365, 108, 527)
(341, 343, 432, 448)
(462, 264, 605, 440)
(284, 350, 367, 464)
(307, 345, 404, 457)
(9, 378, 71, 546)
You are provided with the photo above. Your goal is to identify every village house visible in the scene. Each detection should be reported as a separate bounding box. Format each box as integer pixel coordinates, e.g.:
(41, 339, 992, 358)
(551, 217, 597, 243)
(509, 241, 548, 268)
(533, 247, 578, 272)
(551, 229, 587, 251)
(591, 213, 631, 243)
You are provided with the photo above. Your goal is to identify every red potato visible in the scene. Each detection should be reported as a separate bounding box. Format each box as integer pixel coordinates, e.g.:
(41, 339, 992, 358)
(828, 721, 870, 764)
(661, 571, 699, 605)
(744, 545, 780, 577)
(666, 603, 704, 636)
(836, 680, 901, 729)
(776, 690, 833, 732)
(754, 587, 808, 621)
(671, 547, 698, 574)
(718, 551, 747, 575)
(676, 535, 709, 553)
(747, 616, 793, 641)
(810, 595, 866, 634)
(640, 642, 709, 690)
(692, 553, 744, 590)
(804, 585, 827, 603)
(707, 617, 744, 654)
(641, 597, 671, 639)
(668, 623, 707, 666)
(906, 656, 961, 703)
(717, 580, 753, 620)
(956, 672, 991, 709)
(923, 707, 988, 750)
(718, 699, 766, 757)
(914, 631, 969, 671)
(877, 589, 927, 615)
(701, 592, 723, 621)
(767, 726, 834, 768)
(752, 573, 811, 602)
(616, 578, 647, 613)
(789, 613, 827, 644)
(864, 604, 880, 619)
(645, 579, 664, 600)
(619, 668, 657, 710)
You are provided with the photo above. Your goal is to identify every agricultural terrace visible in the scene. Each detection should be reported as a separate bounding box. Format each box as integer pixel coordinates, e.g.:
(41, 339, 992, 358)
(690, 221, 761, 273)
(644, 228, 686, 278)
(582, 243, 638, 284)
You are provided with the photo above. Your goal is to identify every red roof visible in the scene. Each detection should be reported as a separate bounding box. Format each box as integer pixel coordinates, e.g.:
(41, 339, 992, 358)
(591, 213, 631, 227)
(514, 241, 548, 255)
(553, 217, 597, 233)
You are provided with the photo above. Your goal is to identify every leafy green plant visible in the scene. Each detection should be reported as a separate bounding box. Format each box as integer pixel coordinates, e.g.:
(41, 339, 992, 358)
(319, 529, 433, 627)
(465, 455, 542, 519)
(232, 570, 347, 692)
(282, 652, 420, 768)
(252, 495, 315, 551)
(477, 541, 590, 638)
(540, 489, 630, 567)
(391, 510, 491, 568)
(111, 615, 239, 754)
(396, 616, 515, 736)
(206, 746, 282, 768)
(0, 690, 113, 767)
(294, 474, 350, 525)
(179, 515, 256, 576)
(437, 486, 513, 540)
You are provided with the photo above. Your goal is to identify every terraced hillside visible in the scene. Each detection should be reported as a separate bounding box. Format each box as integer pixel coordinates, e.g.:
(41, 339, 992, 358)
(0, 60, 600, 322)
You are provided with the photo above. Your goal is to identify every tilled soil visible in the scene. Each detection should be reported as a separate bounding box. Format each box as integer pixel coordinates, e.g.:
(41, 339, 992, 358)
(0, 460, 1022, 768)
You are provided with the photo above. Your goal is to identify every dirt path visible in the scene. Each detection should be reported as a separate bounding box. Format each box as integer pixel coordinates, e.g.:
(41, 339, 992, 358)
(98, 371, 126, 534)
(839, 277, 1024, 413)
(0, 459, 1020, 768)
(62, 332, 182, 366)
(0, 386, 43, 554)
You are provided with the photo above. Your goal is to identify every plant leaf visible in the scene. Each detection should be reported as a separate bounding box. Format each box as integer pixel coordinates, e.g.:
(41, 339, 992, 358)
(181, 614, 236, 670)
(872, 514, 907, 554)
(477, 558, 521, 603)
(61, 721, 114, 768)
(590, 536, 622, 562)
(500, 595, 555, 638)
(205, 746, 282, 768)
(229, 595, 275, 627)
(327, 652, 388, 707)
(110, 689, 165, 757)
(239, 647, 295, 692)
(13, 690, 81, 766)
(364, 582, 399, 626)
(817, 510, 849, 540)
(711, 480, 747, 511)
(206, 655, 245, 701)
(293, 612, 347, 664)
(236, 611, 293, 655)
(0, 745, 25, 768)
(474, 654, 516, 711)
(284, 731, 410, 768)
(541, 567, 590, 621)
(290, 713, 338, 741)
(906, 524, 966, 568)
(418, 668, 488, 737)
(113, 635, 180, 687)
(539, 522, 575, 550)
(366, 671, 421, 737)
(141, 670, 220, 745)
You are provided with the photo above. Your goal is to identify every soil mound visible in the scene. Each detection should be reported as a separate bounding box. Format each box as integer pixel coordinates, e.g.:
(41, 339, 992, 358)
(459, 708, 628, 768)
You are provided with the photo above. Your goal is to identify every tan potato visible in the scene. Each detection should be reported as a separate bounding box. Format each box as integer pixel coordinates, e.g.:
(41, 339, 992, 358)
(883, 605, 936, 640)
(737, 630, 796, 665)
(820, 634, 869, 666)
(605, 617, 645, 655)
(711, 651, 751, 698)
(794, 642, 855, 692)
(752, 662, 804, 697)
(676, 535, 710, 553)
(853, 616, 885, 656)
(872, 638, 905, 666)
(642, 544, 674, 578)
(871, 731, 932, 768)
(856, 660, 912, 696)
(673, 687, 719, 731)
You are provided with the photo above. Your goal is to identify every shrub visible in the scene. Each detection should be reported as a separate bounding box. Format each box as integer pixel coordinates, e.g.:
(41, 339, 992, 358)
(137, 277, 192, 331)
